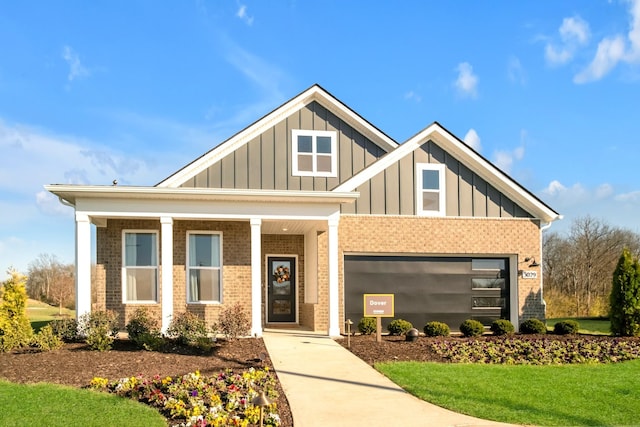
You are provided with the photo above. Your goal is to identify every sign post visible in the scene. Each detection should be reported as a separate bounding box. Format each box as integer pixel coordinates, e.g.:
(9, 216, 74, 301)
(363, 294, 395, 342)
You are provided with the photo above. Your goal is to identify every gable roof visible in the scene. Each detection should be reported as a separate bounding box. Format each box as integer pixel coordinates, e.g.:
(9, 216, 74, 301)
(157, 84, 398, 188)
(334, 122, 561, 223)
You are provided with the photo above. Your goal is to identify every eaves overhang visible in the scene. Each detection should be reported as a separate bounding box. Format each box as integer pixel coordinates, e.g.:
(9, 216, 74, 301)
(45, 184, 360, 207)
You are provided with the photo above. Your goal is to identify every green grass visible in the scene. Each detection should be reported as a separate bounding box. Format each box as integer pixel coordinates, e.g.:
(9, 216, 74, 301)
(377, 359, 640, 426)
(26, 299, 75, 331)
(547, 317, 611, 335)
(0, 381, 166, 427)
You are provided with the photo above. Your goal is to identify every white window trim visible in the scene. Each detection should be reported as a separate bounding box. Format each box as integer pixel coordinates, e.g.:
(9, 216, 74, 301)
(292, 129, 338, 177)
(416, 163, 446, 216)
(122, 229, 159, 304)
(186, 231, 223, 304)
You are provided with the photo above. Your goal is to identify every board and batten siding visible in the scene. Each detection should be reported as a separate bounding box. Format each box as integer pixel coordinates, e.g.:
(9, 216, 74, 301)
(181, 101, 388, 191)
(341, 140, 532, 219)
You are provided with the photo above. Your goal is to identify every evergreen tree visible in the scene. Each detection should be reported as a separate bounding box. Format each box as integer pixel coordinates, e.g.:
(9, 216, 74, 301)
(609, 248, 640, 336)
(0, 270, 34, 351)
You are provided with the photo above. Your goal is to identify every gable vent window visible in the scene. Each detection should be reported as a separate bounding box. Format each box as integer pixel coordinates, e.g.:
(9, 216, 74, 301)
(292, 130, 337, 177)
(416, 163, 446, 216)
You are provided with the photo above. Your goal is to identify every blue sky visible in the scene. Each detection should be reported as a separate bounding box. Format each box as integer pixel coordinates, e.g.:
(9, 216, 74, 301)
(2, 1, 640, 273)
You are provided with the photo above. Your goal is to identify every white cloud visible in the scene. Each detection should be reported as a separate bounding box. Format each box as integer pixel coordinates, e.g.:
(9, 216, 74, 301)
(492, 130, 526, 174)
(574, 36, 626, 83)
(574, 0, 640, 83)
(463, 128, 481, 151)
(236, 4, 254, 26)
(62, 45, 89, 81)
(615, 190, 640, 202)
(507, 56, 526, 85)
(545, 16, 591, 66)
(35, 190, 73, 217)
(404, 90, 422, 103)
(453, 62, 478, 98)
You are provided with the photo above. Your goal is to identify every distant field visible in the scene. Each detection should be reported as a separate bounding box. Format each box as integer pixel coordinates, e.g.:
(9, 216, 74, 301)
(546, 317, 611, 335)
(26, 299, 75, 331)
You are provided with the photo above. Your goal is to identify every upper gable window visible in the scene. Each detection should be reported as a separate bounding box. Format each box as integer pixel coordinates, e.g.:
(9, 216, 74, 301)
(416, 163, 446, 216)
(292, 130, 337, 177)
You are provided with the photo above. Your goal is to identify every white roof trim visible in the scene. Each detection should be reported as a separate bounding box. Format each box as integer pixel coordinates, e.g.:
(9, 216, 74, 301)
(157, 85, 398, 188)
(334, 123, 560, 223)
(45, 184, 359, 207)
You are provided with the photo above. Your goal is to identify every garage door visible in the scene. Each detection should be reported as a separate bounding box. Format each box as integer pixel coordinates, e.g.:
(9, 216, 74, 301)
(344, 255, 509, 332)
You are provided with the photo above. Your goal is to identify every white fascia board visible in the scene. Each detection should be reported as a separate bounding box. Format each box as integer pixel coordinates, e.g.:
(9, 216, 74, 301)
(75, 197, 343, 221)
(45, 185, 359, 206)
(335, 123, 560, 223)
(156, 85, 398, 188)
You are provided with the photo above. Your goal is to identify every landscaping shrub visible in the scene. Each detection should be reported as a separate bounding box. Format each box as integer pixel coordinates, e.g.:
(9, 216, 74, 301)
(79, 310, 119, 351)
(358, 317, 377, 335)
(49, 318, 80, 342)
(610, 248, 640, 336)
(126, 308, 163, 350)
(387, 319, 413, 335)
(0, 271, 33, 352)
(554, 320, 580, 335)
(215, 302, 250, 339)
(491, 319, 515, 336)
(166, 311, 211, 348)
(460, 319, 484, 337)
(520, 318, 547, 334)
(31, 324, 63, 351)
(423, 321, 450, 337)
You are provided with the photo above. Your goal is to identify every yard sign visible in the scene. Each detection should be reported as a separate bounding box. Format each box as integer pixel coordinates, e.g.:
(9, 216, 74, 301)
(363, 294, 395, 342)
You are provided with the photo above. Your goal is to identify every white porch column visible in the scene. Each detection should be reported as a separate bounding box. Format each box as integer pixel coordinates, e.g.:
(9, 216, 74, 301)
(328, 213, 340, 337)
(160, 217, 174, 334)
(250, 218, 263, 337)
(75, 213, 92, 322)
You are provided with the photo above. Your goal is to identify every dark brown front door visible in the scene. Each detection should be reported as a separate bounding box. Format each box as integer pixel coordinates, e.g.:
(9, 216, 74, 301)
(267, 256, 296, 323)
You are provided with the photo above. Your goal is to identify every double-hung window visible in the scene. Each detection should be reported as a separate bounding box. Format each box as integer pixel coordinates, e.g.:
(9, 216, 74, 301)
(416, 163, 446, 216)
(187, 232, 222, 303)
(122, 231, 158, 303)
(292, 130, 337, 177)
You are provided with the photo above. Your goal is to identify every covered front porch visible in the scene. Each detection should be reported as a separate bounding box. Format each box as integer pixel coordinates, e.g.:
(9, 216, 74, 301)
(46, 185, 358, 337)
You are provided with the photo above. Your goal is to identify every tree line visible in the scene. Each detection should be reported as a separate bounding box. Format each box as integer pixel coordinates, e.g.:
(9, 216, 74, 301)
(543, 216, 640, 318)
(24, 253, 75, 314)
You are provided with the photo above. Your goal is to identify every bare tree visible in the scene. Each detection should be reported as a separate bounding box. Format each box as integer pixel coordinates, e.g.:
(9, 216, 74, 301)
(26, 254, 75, 313)
(543, 216, 640, 317)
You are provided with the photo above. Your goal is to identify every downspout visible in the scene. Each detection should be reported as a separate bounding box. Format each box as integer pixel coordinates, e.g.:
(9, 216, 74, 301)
(57, 196, 75, 208)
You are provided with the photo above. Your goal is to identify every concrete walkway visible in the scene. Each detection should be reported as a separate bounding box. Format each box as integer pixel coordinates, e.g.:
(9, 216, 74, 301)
(263, 330, 519, 427)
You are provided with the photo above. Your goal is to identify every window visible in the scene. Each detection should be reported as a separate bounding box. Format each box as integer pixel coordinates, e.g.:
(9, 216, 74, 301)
(292, 130, 337, 177)
(471, 278, 506, 290)
(416, 163, 445, 216)
(187, 232, 222, 303)
(122, 231, 158, 303)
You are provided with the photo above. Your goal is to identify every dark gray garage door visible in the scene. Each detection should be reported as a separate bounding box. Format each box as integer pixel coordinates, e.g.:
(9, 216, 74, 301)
(344, 255, 509, 332)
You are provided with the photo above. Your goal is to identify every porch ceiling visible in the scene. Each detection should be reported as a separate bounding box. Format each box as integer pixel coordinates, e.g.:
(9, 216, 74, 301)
(261, 219, 327, 234)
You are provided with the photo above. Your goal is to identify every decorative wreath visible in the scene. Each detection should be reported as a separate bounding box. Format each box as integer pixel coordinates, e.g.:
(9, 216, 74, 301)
(273, 265, 291, 283)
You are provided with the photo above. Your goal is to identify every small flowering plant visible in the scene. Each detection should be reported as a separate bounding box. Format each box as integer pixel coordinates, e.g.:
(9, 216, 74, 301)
(89, 368, 281, 426)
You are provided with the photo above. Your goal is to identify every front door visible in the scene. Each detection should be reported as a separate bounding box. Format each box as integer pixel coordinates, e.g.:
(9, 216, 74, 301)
(267, 256, 297, 323)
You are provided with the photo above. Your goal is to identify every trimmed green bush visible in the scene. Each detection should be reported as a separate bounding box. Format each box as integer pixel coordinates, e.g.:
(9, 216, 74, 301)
(491, 319, 515, 336)
(126, 307, 162, 351)
(358, 317, 377, 335)
(520, 318, 547, 334)
(31, 324, 63, 351)
(610, 248, 640, 336)
(424, 321, 450, 337)
(554, 320, 580, 335)
(166, 311, 210, 348)
(387, 319, 413, 335)
(0, 271, 34, 352)
(460, 319, 485, 337)
(215, 303, 250, 339)
(79, 310, 119, 351)
(49, 318, 80, 342)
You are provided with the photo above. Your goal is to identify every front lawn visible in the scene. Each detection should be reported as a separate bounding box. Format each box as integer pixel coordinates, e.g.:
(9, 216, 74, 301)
(26, 298, 75, 331)
(0, 381, 166, 427)
(377, 359, 640, 426)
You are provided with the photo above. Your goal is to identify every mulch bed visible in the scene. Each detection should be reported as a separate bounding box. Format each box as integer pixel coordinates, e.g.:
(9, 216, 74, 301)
(0, 338, 293, 427)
